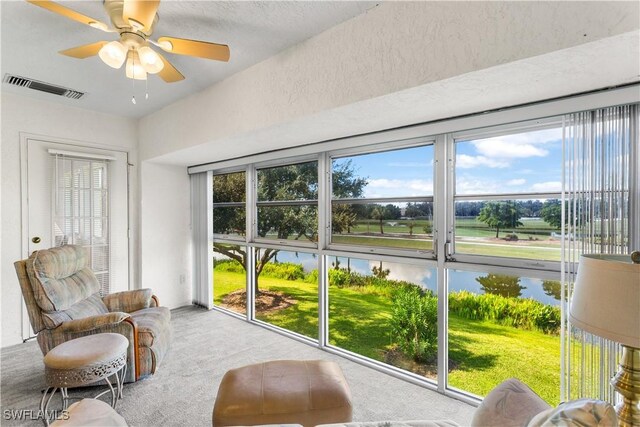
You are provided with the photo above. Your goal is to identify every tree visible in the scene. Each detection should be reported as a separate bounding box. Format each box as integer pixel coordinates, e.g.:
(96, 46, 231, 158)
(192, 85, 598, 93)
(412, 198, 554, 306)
(542, 280, 566, 301)
(332, 204, 358, 234)
(477, 201, 523, 238)
(371, 261, 390, 279)
(214, 162, 366, 293)
(476, 273, 526, 298)
(407, 220, 416, 236)
(370, 207, 387, 234)
(540, 199, 562, 229)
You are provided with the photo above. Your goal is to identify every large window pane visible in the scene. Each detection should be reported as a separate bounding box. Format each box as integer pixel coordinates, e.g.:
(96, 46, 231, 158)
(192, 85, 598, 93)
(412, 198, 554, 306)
(328, 256, 438, 380)
(332, 202, 433, 250)
(257, 161, 318, 244)
(454, 199, 562, 261)
(447, 269, 561, 404)
(254, 249, 318, 340)
(453, 126, 563, 261)
(333, 145, 434, 199)
(213, 244, 247, 315)
(455, 127, 562, 196)
(213, 172, 246, 238)
(331, 145, 434, 252)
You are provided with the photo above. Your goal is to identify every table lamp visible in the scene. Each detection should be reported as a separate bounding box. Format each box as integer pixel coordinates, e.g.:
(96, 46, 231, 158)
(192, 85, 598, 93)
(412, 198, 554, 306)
(569, 252, 640, 427)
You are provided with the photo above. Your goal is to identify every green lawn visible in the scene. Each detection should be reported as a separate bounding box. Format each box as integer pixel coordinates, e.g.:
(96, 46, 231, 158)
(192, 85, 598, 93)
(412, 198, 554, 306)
(213, 269, 561, 404)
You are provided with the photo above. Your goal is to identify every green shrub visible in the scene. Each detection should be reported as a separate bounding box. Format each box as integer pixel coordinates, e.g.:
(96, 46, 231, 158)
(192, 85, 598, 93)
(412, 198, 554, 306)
(390, 286, 438, 362)
(261, 262, 305, 281)
(448, 291, 560, 334)
(213, 259, 245, 273)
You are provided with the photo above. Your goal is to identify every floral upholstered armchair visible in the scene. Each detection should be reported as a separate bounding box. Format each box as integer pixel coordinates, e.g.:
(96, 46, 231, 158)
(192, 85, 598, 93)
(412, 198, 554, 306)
(14, 245, 171, 382)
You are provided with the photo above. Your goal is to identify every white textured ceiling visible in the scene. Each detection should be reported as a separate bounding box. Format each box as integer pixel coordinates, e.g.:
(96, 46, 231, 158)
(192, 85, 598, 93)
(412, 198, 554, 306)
(0, 1, 376, 118)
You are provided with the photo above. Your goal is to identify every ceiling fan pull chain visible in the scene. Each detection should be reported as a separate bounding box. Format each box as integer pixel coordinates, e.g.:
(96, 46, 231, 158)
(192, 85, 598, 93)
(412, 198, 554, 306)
(131, 63, 136, 105)
(145, 78, 149, 100)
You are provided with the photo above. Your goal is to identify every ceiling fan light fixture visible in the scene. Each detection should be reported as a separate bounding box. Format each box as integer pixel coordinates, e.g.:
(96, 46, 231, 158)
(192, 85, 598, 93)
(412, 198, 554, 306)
(138, 46, 164, 74)
(125, 50, 147, 80)
(98, 41, 127, 69)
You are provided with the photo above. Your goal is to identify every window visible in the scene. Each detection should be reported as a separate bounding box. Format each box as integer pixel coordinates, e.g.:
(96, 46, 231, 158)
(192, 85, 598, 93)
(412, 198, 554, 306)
(213, 244, 247, 315)
(257, 161, 318, 244)
(202, 98, 637, 407)
(453, 126, 563, 264)
(327, 256, 438, 380)
(213, 171, 246, 239)
(254, 249, 318, 340)
(331, 144, 434, 254)
(447, 268, 561, 404)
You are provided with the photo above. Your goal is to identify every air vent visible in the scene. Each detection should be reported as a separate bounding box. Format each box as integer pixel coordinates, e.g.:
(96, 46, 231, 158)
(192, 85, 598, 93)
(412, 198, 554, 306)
(2, 74, 85, 100)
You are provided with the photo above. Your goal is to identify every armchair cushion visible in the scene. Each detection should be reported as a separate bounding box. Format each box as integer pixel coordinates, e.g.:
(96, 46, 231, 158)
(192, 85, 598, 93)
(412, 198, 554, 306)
(471, 378, 551, 427)
(42, 293, 109, 329)
(57, 312, 130, 334)
(527, 398, 617, 427)
(26, 246, 100, 312)
(131, 307, 171, 348)
(103, 289, 153, 313)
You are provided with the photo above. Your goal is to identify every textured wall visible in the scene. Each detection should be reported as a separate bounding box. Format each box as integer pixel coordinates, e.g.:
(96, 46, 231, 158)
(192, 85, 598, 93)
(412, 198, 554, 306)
(0, 92, 138, 347)
(139, 1, 639, 162)
(139, 162, 192, 309)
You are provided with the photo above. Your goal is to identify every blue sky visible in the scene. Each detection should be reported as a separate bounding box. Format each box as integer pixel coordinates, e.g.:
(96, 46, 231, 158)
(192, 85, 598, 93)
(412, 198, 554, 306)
(333, 127, 563, 198)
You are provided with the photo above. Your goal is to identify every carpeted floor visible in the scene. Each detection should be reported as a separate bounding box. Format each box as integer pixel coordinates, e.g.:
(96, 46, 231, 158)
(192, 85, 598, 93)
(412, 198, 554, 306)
(1, 306, 476, 426)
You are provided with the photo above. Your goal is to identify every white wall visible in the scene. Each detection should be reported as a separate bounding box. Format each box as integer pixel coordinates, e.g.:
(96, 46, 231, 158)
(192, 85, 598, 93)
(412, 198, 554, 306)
(139, 1, 639, 162)
(0, 92, 138, 347)
(139, 162, 192, 309)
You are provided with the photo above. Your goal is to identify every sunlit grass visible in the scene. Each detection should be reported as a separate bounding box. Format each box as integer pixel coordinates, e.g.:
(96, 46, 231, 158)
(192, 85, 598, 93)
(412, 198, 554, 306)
(213, 268, 562, 404)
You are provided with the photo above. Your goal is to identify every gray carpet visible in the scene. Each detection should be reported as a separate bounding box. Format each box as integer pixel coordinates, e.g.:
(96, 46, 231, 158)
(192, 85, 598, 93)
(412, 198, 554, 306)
(1, 306, 475, 426)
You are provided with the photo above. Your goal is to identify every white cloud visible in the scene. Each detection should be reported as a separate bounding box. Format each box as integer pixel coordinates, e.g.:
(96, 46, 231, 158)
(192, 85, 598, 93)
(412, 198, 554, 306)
(530, 181, 562, 192)
(473, 139, 549, 158)
(455, 176, 501, 195)
(456, 154, 509, 169)
(507, 178, 526, 186)
(365, 178, 433, 197)
(368, 261, 432, 285)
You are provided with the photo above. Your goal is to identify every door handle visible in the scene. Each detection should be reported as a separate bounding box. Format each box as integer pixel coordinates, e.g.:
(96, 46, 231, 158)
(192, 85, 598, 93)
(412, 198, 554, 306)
(32, 236, 41, 244)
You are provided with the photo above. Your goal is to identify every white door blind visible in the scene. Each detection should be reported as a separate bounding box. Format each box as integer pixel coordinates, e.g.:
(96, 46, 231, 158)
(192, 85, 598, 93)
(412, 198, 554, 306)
(562, 103, 639, 402)
(52, 154, 111, 296)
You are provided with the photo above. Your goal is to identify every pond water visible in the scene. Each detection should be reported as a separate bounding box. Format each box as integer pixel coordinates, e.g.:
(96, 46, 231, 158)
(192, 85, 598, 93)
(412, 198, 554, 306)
(215, 249, 561, 306)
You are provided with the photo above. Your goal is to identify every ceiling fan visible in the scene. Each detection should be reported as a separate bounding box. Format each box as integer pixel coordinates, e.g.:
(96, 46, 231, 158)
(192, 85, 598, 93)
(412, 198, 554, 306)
(27, 0, 230, 84)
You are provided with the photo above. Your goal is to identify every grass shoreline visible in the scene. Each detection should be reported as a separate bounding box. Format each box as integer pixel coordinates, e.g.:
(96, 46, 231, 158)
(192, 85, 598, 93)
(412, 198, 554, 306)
(213, 269, 561, 404)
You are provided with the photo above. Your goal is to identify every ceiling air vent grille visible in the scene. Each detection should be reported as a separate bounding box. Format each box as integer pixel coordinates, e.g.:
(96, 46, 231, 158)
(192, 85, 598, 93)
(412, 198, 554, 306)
(2, 74, 85, 100)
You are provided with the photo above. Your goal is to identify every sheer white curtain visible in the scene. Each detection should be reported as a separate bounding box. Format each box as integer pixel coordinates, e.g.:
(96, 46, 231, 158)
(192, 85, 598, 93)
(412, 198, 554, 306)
(191, 171, 213, 309)
(561, 103, 639, 402)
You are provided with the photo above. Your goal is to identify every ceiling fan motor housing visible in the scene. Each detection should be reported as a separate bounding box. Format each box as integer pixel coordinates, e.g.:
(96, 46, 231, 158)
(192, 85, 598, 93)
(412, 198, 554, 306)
(104, 0, 158, 37)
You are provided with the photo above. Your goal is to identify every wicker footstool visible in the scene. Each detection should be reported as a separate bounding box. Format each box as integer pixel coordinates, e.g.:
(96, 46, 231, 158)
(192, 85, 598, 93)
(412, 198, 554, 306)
(40, 333, 128, 425)
(213, 360, 352, 427)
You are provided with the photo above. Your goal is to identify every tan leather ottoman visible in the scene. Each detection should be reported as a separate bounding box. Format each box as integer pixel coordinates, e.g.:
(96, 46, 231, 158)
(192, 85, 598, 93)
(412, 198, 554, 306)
(212, 360, 352, 427)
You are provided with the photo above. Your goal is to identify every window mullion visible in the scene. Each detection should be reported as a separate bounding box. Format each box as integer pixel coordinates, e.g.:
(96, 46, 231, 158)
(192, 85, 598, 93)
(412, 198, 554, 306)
(246, 165, 256, 321)
(435, 132, 449, 393)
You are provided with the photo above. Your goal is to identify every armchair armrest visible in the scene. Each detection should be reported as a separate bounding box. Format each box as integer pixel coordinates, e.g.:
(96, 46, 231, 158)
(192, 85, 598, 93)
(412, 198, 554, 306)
(58, 312, 130, 334)
(103, 289, 153, 313)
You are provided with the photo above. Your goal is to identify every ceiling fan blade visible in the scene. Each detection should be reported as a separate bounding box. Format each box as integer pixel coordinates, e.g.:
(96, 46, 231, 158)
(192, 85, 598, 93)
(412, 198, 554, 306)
(123, 0, 160, 33)
(26, 0, 110, 32)
(156, 53, 184, 83)
(157, 37, 230, 62)
(59, 41, 108, 59)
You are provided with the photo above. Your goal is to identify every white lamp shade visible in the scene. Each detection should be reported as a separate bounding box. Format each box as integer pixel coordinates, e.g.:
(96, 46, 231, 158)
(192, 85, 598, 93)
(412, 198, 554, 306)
(137, 46, 164, 74)
(98, 41, 127, 69)
(125, 50, 147, 80)
(569, 254, 640, 348)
